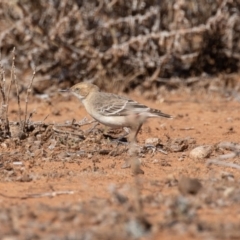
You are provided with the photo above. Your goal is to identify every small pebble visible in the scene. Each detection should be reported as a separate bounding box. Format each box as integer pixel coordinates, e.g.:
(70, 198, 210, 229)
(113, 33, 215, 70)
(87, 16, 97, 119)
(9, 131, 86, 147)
(189, 145, 213, 160)
(145, 138, 160, 146)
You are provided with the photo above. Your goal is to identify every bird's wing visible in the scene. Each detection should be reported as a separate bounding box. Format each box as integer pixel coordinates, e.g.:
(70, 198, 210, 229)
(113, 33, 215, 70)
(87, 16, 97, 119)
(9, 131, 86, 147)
(95, 92, 172, 118)
(96, 93, 149, 116)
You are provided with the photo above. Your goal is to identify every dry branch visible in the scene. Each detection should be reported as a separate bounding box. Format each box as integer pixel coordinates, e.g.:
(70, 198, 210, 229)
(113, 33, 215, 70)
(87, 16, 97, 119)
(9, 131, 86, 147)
(11, 47, 23, 131)
(23, 69, 35, 131)
(0, 0, 238, 93)
(0, 54, 10, 137)
(207, 142, 240, 170)
(26, 190, 75, 198)
(207, 160, 240, 170)
(0, 63, 6, 128)
(52, 126, 85, 139)
(0, 190, 75, 199)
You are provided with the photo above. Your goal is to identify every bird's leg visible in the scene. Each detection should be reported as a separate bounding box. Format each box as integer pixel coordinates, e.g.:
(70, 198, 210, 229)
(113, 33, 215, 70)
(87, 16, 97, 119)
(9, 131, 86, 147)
(122, 113, 147, 170)
(128, 123, 143, 144)
(122, 123, 143, 169)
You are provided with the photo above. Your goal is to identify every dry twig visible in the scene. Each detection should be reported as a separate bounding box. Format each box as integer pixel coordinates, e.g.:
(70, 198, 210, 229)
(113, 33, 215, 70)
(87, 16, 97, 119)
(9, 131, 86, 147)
(0, 56, 9, 137)
(11, 47, 23, 131)
(207, 160, 240, 170)
(26, 190, 75, 198)
(0, 190, 75, 199)
(207, 142, 240, 170)
(52, 126, 85, 139)
(23, 69, 35, 131)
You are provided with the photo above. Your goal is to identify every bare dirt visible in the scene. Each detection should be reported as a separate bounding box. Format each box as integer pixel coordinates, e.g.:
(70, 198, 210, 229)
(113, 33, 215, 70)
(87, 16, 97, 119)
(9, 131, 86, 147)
(1, 87, 240, 239)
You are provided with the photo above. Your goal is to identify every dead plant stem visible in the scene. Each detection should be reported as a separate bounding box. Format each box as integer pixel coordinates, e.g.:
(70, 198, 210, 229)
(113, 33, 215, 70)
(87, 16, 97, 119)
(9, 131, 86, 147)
(23, 69, 36, 131)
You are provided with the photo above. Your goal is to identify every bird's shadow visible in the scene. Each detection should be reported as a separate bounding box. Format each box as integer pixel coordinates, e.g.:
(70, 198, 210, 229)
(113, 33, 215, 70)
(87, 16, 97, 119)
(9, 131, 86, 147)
(103, 133, 128, 144)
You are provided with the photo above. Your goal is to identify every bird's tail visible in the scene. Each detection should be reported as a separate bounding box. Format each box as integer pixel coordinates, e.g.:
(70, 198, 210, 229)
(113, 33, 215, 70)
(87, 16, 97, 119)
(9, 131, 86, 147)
(149, 108, 173, 118)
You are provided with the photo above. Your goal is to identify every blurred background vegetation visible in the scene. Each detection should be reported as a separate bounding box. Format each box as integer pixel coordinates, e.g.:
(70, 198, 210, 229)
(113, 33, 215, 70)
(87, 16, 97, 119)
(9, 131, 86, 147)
(0, 0, 239, 94)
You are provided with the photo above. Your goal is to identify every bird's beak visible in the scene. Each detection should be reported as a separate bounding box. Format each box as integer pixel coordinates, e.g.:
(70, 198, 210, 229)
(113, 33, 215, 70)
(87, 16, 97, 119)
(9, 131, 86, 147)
(58, 88, 71, 93)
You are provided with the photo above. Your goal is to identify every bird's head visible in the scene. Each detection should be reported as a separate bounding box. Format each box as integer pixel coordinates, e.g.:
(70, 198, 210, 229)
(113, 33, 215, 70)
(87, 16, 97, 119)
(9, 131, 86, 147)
(69, 82, 99, 100)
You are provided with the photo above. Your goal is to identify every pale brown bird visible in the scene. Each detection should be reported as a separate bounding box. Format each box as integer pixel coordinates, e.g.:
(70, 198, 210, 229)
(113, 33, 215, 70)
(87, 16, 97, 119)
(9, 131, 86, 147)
(67, 82, 172, 143)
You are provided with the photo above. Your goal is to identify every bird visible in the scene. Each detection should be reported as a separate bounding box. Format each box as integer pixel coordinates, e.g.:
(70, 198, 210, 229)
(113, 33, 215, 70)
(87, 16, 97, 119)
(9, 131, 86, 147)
(65, 82, 172, 143)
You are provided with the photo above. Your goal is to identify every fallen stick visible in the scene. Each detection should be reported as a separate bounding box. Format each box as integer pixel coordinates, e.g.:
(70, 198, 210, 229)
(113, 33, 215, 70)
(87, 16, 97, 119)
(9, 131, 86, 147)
(207, 159, 240, 170)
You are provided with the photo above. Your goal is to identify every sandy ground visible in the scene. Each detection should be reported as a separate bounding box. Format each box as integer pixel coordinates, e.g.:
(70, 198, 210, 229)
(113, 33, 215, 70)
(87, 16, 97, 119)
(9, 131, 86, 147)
(1, 87, 240, 239)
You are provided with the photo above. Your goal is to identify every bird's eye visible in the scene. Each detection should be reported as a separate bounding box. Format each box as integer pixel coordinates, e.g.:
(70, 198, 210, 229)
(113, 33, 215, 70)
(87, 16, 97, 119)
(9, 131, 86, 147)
(76, 88, 79, 91)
